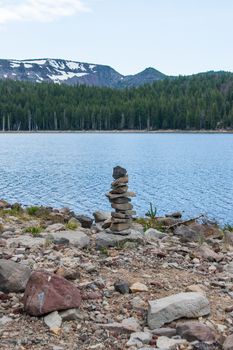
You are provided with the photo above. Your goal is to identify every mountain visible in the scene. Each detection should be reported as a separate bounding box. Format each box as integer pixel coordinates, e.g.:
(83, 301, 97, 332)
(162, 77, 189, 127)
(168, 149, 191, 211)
(0, 58, 166, 88)
(116, 67, 166, 88)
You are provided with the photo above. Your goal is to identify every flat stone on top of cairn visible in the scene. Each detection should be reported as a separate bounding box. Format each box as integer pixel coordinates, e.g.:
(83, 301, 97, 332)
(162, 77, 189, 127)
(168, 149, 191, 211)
(106, 166, 136, 234)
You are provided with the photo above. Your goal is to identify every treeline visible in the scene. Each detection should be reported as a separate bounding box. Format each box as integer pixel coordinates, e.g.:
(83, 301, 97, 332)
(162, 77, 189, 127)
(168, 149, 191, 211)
(1, 71, 233, 131)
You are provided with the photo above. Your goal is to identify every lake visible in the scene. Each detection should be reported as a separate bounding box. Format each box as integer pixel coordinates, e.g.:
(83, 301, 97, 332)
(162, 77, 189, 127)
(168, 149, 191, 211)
(0, 133, 232, 225)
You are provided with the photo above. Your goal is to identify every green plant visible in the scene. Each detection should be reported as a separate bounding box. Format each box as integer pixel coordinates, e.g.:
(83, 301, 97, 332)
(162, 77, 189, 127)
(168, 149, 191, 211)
(26, 206, 40, 216)
(65, 222, 78, 230)
(11, 203, 22, 212)
(99, 246, 109, 255)
(24, 226, 43, 236)
(145, 202, 157, 219)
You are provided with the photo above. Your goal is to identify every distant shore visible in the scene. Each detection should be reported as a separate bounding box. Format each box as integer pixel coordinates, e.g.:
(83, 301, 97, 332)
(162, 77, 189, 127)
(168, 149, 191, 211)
(0, 129, 233, 134)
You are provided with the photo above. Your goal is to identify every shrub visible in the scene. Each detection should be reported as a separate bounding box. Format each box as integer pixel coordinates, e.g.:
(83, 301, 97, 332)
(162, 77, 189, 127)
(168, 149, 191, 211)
(27, 206, 40, 216)
(24, 226, 43, 236)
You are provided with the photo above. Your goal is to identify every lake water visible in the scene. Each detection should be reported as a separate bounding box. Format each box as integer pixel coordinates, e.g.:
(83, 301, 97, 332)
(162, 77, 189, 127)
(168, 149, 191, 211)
(0, 133, 233, 225)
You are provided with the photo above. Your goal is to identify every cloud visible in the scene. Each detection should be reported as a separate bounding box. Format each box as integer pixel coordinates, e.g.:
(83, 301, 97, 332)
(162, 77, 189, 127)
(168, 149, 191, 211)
(0, 0, 90, 24)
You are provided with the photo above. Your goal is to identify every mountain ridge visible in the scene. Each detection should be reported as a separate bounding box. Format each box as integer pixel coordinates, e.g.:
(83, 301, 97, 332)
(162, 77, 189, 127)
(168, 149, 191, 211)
(0, 58, 166, 88)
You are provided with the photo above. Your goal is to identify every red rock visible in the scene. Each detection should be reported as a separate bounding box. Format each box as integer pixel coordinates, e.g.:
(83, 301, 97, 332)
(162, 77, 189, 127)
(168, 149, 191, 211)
(23, 271, 82, 316)
(82, 291, 103, 300)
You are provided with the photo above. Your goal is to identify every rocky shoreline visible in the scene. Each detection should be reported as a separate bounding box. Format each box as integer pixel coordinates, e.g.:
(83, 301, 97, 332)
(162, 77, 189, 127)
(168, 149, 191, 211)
(1, 198, 233, 350)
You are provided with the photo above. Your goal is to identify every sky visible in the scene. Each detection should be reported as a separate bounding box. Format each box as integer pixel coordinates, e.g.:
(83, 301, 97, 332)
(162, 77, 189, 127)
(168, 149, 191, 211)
(0, 0, 233, 76)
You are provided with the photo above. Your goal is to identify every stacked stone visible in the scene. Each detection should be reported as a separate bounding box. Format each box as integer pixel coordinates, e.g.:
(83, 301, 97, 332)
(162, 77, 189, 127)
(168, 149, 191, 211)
(106, 166, 136, 233)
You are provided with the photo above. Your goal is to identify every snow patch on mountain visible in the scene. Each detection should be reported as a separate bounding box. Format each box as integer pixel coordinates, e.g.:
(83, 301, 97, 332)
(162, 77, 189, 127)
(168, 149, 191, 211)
(48, 71, 88, 83)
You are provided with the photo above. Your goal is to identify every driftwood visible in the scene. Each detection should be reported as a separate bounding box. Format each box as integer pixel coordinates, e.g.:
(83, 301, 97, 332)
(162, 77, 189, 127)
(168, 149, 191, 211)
(163, 214, 204, 230)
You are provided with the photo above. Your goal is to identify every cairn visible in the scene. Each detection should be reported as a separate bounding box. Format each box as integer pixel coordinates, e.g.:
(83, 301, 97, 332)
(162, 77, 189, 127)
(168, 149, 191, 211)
(106, 166, 136, 233)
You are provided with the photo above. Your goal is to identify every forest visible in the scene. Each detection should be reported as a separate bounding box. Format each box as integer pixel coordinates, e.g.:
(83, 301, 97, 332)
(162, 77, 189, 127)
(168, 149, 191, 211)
(0, 71, 233, 131)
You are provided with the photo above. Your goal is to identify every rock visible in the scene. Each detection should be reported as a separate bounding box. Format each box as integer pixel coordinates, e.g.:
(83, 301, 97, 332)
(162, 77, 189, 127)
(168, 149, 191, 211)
(101, 317, 141, 334)
(156, 217, 180, 226)
(175, 223, 223, 243)
(55, 267, 80, 280)
(67, 217, 81, 228)
(0, 315, 13, 326)
(96, 230, 143, 249)
(127, 332, 152, 347)
(0, 199, 10, 209)
(44, 311, 62, 333)
(151, 328, 176, 337)
(75, 215, 93, 229)
(23, 270, 82, 316)
(49, 230, 90, 249)
(186, 284, 207, 295)
(224, 231, 233, 246)
(106, 191, 136, 200)
(7, 235, 46, 248)
(112, 176, 129, 186)
(130, 282, 148, 293)
(45, 223, 65, 233)
(224, 262, 233, 275)
(110, 222, 132, 232)
(195, 243, 223, 262)
(110, 185, 128, 194)
(174, 224, 202, 242)
(93, 211, 111, 223)
(59, 308, 83, 321)
(0, 259, 31, 293)
(144, 228, 167, 241)
(114, 280, 130, 294)
(131, 296, 147, 310)
(165, 212, 182, 218)
(112, 166, 127, 179)
(102, 219, 111, 229)
(176, 321, 216, 342)
(111, 197, 131, 204)
(223, 334, 233, 350)
(111, 211, 132, 219)
(53, 237, 70, 246)
(147, 292, 210, 329)
(111, 203, 133, 211)
(156, 336, 187, 349)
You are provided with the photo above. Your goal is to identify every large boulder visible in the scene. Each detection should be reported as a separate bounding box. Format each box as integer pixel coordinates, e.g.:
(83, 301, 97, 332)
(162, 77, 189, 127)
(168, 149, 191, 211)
(174, 223, 222, 243)
(23, 271, 82, 316)
(147, 292, 210, 329)
(96, 230, 143, 249)
(0, 259, 31, 293)
(174, 224, 202, 242)
(7, 235, 46, 248)
(48, 230, 90, 249)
